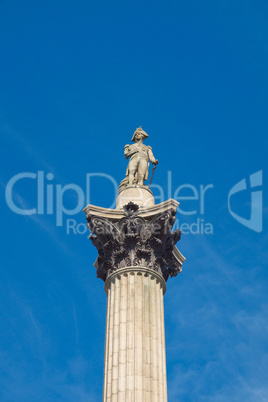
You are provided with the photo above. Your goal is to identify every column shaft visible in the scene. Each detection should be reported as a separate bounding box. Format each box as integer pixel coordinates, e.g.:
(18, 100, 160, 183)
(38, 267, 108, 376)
(103, 267, 167, 402)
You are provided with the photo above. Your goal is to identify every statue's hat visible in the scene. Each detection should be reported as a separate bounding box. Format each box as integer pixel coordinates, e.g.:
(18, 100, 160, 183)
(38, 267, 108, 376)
(131, 126, 149, 142)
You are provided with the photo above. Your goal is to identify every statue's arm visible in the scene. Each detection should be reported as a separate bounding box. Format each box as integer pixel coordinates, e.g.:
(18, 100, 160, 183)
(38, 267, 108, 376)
(124, 144, 137, 159)
(148, 146, 159, 165)
(124, 144, 131, 159)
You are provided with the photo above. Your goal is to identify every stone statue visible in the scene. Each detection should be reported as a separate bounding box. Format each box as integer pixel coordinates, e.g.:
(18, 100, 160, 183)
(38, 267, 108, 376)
(118, 126, 158, 192)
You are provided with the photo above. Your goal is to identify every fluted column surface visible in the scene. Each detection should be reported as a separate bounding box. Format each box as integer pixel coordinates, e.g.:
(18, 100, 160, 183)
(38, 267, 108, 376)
(103, 267, 167, 402)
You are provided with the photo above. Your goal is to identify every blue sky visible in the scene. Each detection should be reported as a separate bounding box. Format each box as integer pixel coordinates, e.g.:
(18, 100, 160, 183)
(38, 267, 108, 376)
(1, 0, 267, 401)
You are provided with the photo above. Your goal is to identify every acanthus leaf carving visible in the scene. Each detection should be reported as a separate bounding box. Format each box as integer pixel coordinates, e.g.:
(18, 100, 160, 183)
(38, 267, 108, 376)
(87, 202, 183, 282)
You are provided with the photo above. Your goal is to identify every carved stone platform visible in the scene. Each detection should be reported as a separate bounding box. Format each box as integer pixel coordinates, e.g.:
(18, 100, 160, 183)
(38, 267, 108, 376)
(116, 185, 155, 210)
(83, 199, 185, 283)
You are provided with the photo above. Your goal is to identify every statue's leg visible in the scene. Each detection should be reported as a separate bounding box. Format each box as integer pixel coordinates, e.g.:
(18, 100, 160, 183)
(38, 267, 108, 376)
(128, 158, 138, 185)
(137, 159, 148, 185)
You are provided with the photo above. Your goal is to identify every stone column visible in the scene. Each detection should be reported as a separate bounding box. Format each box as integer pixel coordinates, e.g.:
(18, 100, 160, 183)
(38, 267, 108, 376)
(103, 267, 167, 402)
(84, 199, 186, 402)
